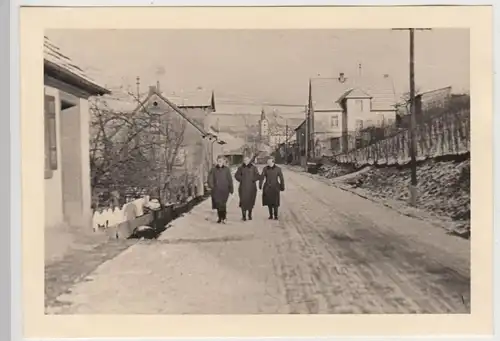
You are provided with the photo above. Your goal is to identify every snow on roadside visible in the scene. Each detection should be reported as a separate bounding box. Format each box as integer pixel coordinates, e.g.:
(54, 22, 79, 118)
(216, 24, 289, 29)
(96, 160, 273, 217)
(309, 158, 470, 238)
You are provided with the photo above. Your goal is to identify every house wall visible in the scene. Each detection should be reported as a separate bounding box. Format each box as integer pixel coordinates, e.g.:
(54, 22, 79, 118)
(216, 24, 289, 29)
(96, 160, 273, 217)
(309, 102, 397, 157)
(345, 98, 397, 130)
(79, 98, 92, 228)
(182, 122, 206, 197)
(44, 85, 92, 229)
(126, 94, 215, 199)
(310, 111, 344, 157)
(44, 86, 63, 228)
(269, 134, 287, 148)
(346, 98, 372, 130)
(372, 111, 397, 126)
(295, 124, 306, 156)
(211, 141, 225, 162)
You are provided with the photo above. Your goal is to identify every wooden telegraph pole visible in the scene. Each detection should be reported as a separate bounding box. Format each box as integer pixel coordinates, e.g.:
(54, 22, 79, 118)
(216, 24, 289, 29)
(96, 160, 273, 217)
(285, 119, 289, 158)
(392, 28, 431, 206)
(304, 105, 309, 171)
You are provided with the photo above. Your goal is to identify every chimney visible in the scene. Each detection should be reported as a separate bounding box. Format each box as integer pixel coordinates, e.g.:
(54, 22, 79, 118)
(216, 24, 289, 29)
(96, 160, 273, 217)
(156, 80, 160, 93)
(148, 85, 156, 96)
(338, 72, 346, 83)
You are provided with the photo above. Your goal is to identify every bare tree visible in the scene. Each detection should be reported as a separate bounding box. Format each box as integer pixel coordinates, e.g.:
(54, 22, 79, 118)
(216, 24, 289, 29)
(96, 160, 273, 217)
(89, 90, 189, 208)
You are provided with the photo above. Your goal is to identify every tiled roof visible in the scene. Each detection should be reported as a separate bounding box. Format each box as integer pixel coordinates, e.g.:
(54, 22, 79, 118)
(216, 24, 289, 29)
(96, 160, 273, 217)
(311, 76, 397, 112)
(44, 36, 109, 95)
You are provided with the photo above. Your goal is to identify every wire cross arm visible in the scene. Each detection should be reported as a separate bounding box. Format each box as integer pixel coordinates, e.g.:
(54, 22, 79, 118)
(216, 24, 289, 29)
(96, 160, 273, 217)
(391, 28, 433, 31)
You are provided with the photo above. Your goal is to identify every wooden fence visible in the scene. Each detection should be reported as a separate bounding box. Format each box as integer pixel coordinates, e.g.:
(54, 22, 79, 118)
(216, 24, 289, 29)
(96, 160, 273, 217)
(333, 108, 470, 167)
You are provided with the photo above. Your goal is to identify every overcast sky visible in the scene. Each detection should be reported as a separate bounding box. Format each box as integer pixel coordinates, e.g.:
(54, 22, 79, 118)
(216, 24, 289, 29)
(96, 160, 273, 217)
(47, 29, 469, 113)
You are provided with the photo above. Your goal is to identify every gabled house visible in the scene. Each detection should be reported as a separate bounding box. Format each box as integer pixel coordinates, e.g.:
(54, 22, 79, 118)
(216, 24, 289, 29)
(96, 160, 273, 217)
(44, 36, 111, 230)
(307, 72, 398, 156)
(120, 83, 219, 200)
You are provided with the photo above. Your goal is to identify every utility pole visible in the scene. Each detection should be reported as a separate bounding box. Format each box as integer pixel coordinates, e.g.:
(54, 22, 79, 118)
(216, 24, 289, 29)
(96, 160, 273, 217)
(392, 27, 431, 206)
(304, 105, 309, 171)
(285, 119, 288, 158)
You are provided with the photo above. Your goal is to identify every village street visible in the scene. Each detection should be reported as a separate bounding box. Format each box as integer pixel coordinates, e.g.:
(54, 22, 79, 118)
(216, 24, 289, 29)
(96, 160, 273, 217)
(49, 167, 470, 315)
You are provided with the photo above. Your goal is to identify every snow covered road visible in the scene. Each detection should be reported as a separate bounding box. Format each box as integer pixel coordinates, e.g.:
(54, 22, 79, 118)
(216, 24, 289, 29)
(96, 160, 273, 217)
(49, 167, 470, 314)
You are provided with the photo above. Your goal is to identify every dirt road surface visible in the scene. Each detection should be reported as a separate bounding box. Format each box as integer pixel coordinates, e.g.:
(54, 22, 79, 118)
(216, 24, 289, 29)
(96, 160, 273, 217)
(48, 167, 470, 314)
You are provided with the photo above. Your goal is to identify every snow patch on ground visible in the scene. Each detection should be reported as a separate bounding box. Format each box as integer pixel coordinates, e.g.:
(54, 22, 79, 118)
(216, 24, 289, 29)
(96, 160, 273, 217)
(307, 158, 471, 238)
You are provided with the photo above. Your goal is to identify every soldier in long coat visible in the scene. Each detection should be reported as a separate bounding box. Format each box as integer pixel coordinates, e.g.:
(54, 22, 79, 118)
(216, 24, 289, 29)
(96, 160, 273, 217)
(207, 156, 234, 223)
(259, 157, 285, 220)
(234, 155, 260, 221)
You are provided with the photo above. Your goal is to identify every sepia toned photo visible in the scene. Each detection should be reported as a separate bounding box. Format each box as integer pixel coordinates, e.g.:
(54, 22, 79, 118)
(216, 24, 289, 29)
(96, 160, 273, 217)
(43, 27, 471, 315)
(19, 5, 493, 339)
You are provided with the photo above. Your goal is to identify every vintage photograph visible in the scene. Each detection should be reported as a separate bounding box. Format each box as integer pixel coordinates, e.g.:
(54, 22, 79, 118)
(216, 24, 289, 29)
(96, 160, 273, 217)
(43, 28, 471, 315)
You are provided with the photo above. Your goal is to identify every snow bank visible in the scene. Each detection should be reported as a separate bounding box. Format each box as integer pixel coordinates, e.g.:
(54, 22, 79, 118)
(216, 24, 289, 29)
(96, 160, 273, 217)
(319, 159, 471, 236)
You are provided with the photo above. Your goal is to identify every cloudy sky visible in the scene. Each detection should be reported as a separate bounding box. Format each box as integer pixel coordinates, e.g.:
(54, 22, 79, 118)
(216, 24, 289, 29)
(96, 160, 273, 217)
(47, 29, 469, 114)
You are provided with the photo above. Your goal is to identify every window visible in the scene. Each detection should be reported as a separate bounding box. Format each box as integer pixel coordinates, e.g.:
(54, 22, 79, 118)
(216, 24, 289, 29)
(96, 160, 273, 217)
(387, 118, 395, 125)
(355, 99, 364, 112)
(330, 115, 339, 128)
(330, 137, 340, 152)
(44, 95, 57, 179)
(366, 119, 374, 127)
(355, 119, 364, 131)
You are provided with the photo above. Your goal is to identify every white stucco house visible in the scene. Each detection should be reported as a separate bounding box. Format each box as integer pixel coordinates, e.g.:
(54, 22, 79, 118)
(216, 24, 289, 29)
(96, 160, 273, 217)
(307, 72, 398, 156)
(44, 36, 111, 230)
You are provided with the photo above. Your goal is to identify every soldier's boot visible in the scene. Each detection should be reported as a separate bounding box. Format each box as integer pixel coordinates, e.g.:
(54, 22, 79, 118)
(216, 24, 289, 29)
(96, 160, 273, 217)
(217, 209, 223, 223)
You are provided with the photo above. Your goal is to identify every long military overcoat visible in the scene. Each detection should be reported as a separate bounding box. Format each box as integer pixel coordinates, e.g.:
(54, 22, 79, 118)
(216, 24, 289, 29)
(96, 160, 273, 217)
(234, 163, 260, 210)
(259, 165, 285, 207)
(207, 165, 234, 209)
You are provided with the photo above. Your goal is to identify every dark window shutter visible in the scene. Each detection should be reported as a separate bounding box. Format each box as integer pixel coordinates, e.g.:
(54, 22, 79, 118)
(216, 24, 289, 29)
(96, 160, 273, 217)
(44, 95, 53, 178)
(45, 95, 57, 173)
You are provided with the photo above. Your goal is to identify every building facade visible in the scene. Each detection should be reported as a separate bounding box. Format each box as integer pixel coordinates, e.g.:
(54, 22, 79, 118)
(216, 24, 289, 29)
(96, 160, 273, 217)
(44, 36, 111, 230)
(307, 73, 398, 157)
(129, 84, 217, 201)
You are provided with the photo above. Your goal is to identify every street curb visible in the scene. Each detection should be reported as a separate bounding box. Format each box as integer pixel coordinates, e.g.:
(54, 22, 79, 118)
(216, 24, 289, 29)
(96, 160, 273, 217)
(284, 165, 470, 240)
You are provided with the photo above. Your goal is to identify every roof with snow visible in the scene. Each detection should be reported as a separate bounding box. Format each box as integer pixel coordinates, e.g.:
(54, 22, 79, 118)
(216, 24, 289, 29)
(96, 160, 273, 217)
(166, 88, 215, 108)
(215, 131, 246, 154)
(310, 75, 397, 112)
(44, 36, 110, 96)
(337, 88, 372, 101)
(206, 112, 304, 134)
(96, 87, 215, 112)
(294, 119, 306, 131)
(136, 90, 211, 137)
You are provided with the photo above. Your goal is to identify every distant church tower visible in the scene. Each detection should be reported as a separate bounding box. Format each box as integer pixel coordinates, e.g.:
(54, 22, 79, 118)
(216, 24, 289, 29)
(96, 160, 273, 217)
(259, 108, 269, 143)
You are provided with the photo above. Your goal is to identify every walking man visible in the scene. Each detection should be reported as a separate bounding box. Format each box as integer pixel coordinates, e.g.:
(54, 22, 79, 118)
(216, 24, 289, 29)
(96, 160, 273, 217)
(235, 155, 260, 221)
(259, 156, 285, 220)
(207, 156, 234, 223)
